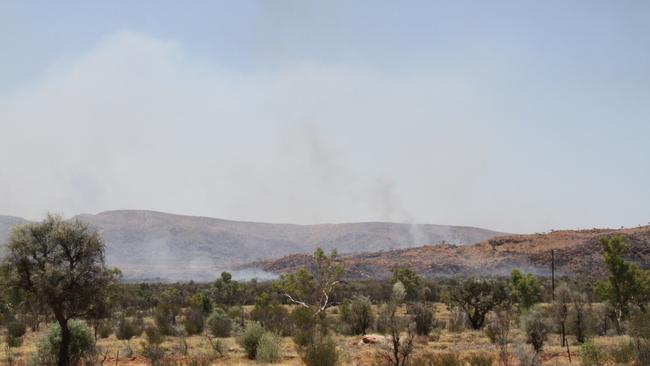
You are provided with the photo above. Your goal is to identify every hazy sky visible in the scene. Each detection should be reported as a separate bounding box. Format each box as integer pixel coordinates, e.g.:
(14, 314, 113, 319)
(1, 1, 649, 233)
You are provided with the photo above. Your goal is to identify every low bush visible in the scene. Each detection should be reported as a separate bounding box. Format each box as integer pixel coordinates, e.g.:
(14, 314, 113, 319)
(115, 314, 143, 341)
(207, 308, 232, 337)
(96, 319, 113, 338)
(183, 307, 205, 336)
(347, 295, 374, 335)
(299, 334, 338, 366)
(141, 325, 166, 366)
(32, 321, 95, 366)
(237, 321, 265, 359)
(290, 306, 317, 347)
(256, 332, 281, 363)
(5, 320, 27, 347)
(411, 303, 434, 336)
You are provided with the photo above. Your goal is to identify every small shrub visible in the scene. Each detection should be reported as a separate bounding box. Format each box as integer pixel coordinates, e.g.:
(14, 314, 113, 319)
(207, 308, 232, 337)
(5, 334, 23, 347)
(154, 305, 176, 336)
(347, 295, 374, 335)
(411, 303, 434, 336)
(237, 321, 265, 359)
(290, 306, 317, 347)
(7, 321, 27, 338)
(32, 321, 95, 366)
(183, 307, 205, 336)
(250, 293, 292, 336)
(299, 335, 338, 366)
(465, 352, 495, 366)
(141, 325, 166, 366)
(522, 308, 549, 354)
(97, 319, 113, 338)
(579, 339, 605, 366)
(115, 315, 142, 341)
(5, 320, 26, 347)
(256, 332, 281, 363)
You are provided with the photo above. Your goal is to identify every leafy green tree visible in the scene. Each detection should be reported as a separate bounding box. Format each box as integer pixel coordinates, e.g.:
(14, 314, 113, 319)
(594, 235, 650, 334)
(211, 272, 241, 306)
(250, 292, 290, 335)
(206, 308, 232, 337)
(188, 291, 213, 315)
(1, 215, 117, 366)
(277, 248, 343, 364)
(445, 277, 508, 330)
(390, 268, 421, 302)
(509, 269, 541, 310)
(276, 248, 344, 317)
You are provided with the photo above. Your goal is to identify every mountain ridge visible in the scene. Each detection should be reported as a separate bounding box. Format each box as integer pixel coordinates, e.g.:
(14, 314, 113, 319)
(0, 210, 504, 281)
(244, 225, 650, 279)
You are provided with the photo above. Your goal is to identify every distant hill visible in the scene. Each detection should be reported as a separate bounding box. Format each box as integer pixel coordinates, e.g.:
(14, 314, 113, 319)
(0, 210, 503, 281)
(245, 225, 650, 279)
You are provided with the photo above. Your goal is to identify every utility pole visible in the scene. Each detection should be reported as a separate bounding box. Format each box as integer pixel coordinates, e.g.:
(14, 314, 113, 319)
(551, 249, 555, 301)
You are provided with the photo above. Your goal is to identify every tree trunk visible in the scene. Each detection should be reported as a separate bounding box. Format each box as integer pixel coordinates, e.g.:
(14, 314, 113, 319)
(58, 320, 71, 366)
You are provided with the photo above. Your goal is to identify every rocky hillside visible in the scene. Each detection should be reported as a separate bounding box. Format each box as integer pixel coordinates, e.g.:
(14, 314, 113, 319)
(0, 210, 502, 281)
(245, 225, 650, 279)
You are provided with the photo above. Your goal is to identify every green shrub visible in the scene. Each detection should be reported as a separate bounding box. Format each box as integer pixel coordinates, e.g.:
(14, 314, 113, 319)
(5, 334, 23, 347)
(250, 293, 291, 336)
(411, 303, 434, 336)
(207, 308, 232, 338)
(579, 339, 605, 366)
(347, 295, 374, 335)
(115, 314, 142, 341)
(256, 332, 281, 363)
(183, 307, 205, 335)
(7, 320, 27, 338)
(5, 320, 27, 347)
(237, 321, 265, 359)
(141, 325, 166, 366)
(290, 306, 317, 347)
(97, 319, 113, 338)
(299, 335, 338, 366)
(32, 321, 95, 366)
(522, 308, 549, 354)
(154, 305, 176, 336)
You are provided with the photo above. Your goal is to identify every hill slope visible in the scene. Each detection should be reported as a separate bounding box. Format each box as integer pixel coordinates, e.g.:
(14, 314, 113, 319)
(0, 210, 503, 281)
(245, 226, 650, 279)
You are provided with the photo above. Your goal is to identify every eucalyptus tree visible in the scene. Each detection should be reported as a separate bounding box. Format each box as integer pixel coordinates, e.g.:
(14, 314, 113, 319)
(1, 214, 118, 366)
